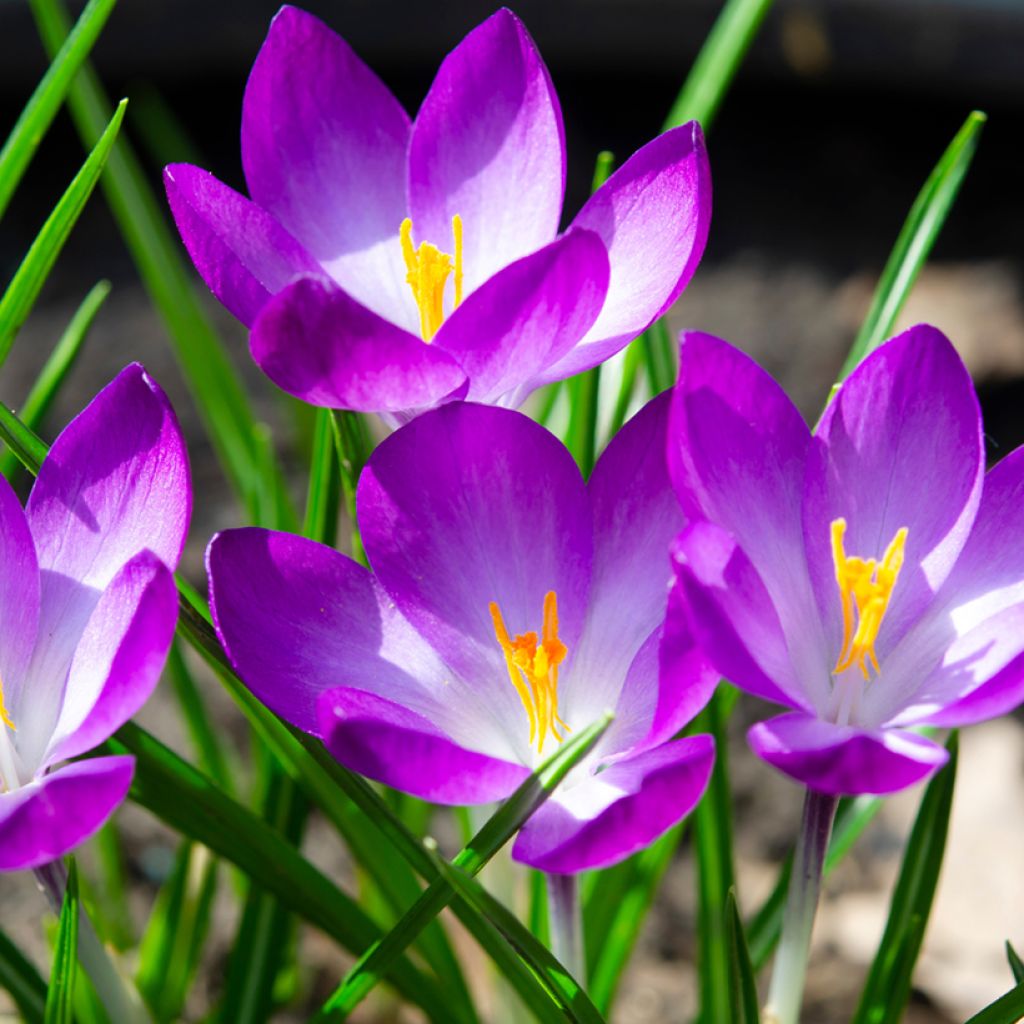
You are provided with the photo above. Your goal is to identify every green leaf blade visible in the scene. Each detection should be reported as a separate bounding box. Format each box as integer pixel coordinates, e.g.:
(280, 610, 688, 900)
(44, 861, 79, 1024)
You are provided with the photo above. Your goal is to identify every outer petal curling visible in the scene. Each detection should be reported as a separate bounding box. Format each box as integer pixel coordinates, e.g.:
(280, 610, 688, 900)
(318, 687, 528, 805)
(512, 735, 715, 873)
(748, 712, 948, 795)
(250, 276, 467, 413)
(0, 473, 40, 712)
(0, 756, 134, 871)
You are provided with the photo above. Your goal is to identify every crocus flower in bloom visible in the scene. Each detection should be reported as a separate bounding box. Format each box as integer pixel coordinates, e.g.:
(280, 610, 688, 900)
(0, 367, 190, 870)
(164, 6, 711, 417)
(667, 325, 1024, 795)
(208, 398, 716, 872)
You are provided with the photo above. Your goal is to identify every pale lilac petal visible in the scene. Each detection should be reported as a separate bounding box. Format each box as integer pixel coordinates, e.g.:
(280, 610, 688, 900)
(431, 230, 608, 405)
(43, 553, 177, 768)
(408, 9, 565, 292)
(748, 712, 948, 795)
(0, 756, 133, 871)
(511, 735, 714, 873)
(241, 6, 414, 327)
(318, 687, 528, 805)
(669, 332, 830, 706)
(250, 276, 467, 414)
(0, 474, 40, 716)
(541, 124, 711, 382)
(20, 367, 189, 763)
(358, 404, 591, 762)
(163, 164, 321, 327)
(804, 325, 984, 663)
(670, 522, 809, 711)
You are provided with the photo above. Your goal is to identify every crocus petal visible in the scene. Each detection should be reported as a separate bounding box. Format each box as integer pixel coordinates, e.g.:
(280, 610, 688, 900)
(42, 552, 178, 768)
(408, 8, 565, 292)
(20, 367, 189, 762)
(512, 735, 714, 873)
(541, 123, 711, 382)
(241, 6, 414, 328)
(250, 276, 467, 413)
(0, 756, 133, 872)
(0, 473, 40, 715)
(164, 164, 321, 328)
(431, 229, 609, 405)
(318, 687, 528, 805)
(748, 712, 948, 795)
(804, 325, 984, 661)
(670, 522, 808, 711)
(358, 403, 592, 762)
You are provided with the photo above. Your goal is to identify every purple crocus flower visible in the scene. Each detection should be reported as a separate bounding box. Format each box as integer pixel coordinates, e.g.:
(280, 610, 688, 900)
(666, 326, 1024, 796)
(164, 6, 711, 418)
(0, 367, 190, 870)
(208, 398, 716, 872)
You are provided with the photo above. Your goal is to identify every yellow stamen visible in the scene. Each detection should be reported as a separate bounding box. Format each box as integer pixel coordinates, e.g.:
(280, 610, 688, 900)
(830, 518, 908, 680)
(489, 591, 571, 754)
(399, 215, 464, 341)
(0, 676, 14, 732)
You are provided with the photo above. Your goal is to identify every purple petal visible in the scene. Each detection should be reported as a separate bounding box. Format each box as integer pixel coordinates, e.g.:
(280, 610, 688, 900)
(241, 6, 414, 328)
(804, 325, 984, 662)
(748, 712, 948, 795)
(318, 687, 528, 804)
(42, 553, 177, 768)
(0, 756, 133, 871)
(250, 276, 467, 413)
(670, 522, 808, 711)
(163, 164, 321, 328)
(542, 123, 711, 382)
(20, 367, 189, 763)
(408, 9, 565, 292)
(431, 229, 609, 405)
(358, 404, 591, 759)
(0, 474, 40, 717)
(511, 735, 714, 873)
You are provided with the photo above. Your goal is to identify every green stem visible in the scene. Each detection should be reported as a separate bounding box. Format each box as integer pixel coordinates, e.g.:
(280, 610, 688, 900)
(546, 873, 584, 984)
(764, 789, 838, 1024)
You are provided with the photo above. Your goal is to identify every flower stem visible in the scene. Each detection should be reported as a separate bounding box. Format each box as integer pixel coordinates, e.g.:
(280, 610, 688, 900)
(35, 860, 152, 1024)
(546, 872, 585, 984)
(763, 789, 838, 1024)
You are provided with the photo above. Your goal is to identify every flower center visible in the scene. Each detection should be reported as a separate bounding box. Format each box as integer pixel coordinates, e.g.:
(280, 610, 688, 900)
(399, 215, 463, 341)
(830, 517, 908, 681)
(0, 676, 17, 794)
(489, 591, 571, 754)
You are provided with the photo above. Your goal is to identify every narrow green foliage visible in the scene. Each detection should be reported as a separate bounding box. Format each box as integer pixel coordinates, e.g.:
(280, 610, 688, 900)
(329, 410, 373, 563)
(0, 398, 49, 471)
(605, 341, 645, 439)
(0, 101, 124, 362)
(964, 980, 1024, 1024)
(92, 821, 134, 950)
(304, 408, 341, 545)
(429, 846, 608, 1024)
(693, 690, 738, 1024)
(136, 842, 218, 1023)
(0, 0, 117, 219)
(318, 713, 614, 1019)
(839, 111, 986, 378)
(0, 924, 47, 1023)
(583, 823, 685, 1014)
(664, 0, 774, 132)
(851, 732, 959, 1024)
(566, 368, 602, 476)
(725, 890, 760, 1024)
(1006, 941, 1024, 984)
(29, 0, 296, 527)
(44, 861, 79, 1024)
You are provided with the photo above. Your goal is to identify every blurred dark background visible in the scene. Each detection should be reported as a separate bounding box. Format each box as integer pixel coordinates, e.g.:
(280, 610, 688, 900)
(1, 3, 1023, 1020)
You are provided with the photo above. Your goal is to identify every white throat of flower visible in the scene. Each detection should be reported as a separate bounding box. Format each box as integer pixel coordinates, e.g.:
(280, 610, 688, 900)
(0, 675, 21, 793)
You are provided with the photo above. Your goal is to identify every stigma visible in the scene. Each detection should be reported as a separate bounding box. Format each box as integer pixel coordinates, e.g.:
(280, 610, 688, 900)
(399, 215, 463, 341)
(830, 518, 908, 680)
(489, 591, 571, 754)
(0, 676, 13, 732)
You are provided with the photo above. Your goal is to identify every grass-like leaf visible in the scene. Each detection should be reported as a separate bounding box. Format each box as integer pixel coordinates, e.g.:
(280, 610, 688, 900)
(316, 712, 614, 1019)
(44, 861, 79, 1024)
(839, 111, 986, 378)
(964, 980, 1024, 1024)
(0, 101, 124, 363)
(725, 889, 760, 1024)
(851, 732, 958, 1024)
(1006, 941, 1024, 985)
(0, 0, 116, 220)
(0, 923, 47, 1023)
